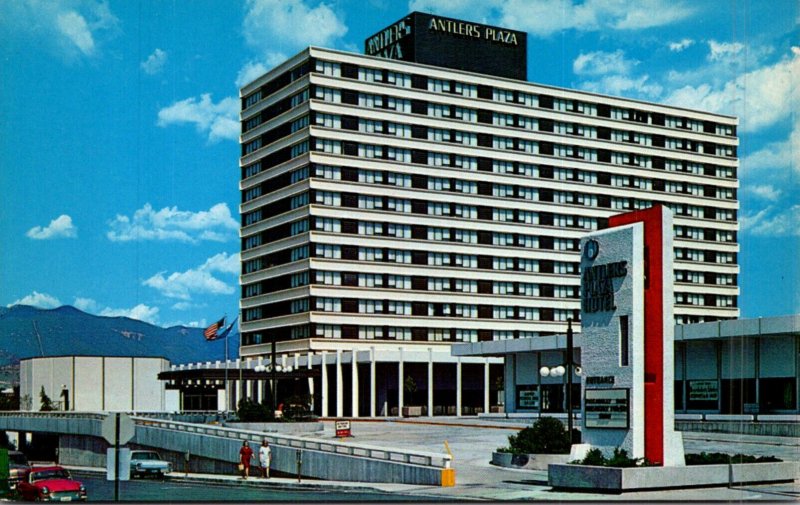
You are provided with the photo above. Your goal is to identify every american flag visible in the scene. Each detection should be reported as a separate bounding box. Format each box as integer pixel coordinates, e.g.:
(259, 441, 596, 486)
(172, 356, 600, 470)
(204, 318, 225, 340)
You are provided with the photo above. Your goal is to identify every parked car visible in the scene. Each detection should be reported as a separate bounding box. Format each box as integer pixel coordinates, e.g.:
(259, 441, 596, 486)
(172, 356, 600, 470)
(8, 450, 32, 489)
(16, 465, 87, 502)
(129, 450, 171, 479)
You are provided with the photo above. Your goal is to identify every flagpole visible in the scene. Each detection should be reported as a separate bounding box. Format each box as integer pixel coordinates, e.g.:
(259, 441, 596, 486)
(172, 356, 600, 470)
(225, 331, 229, 412)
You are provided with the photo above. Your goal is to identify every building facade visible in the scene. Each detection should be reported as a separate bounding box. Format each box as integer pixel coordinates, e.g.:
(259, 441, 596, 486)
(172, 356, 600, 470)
(236, 15, 739, 417)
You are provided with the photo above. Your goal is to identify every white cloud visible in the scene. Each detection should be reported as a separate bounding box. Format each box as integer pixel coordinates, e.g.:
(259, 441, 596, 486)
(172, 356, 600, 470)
(741, 205, 800, 237)
(243, 0, 348, 53)
(573, 50, 637, 76)
(107, 203, 238, 243)
(580, 75, 663, 98)
(8, 291, 62, 309)
(141, 48, 167, 75)
(745, 185, 783, 202)
(707, 40, 744, 62)
(156, 94, 239, 142)
(57, 10, 95, 55)
(73, 297, 99, 312)
(665, 46, 799, 131)
(99, 304, 160, 325)
(163, 318, 207, 329)
(742, 118, 799, 177)
(235, 60, 270, 88)
(143, 252, 239, 300)
(669, 38, 694, 52)
(26, 215, 77, 240)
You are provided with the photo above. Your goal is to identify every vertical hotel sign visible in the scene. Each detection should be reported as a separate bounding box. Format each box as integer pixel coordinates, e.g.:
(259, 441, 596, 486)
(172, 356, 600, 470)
(365, 17, 412, 59)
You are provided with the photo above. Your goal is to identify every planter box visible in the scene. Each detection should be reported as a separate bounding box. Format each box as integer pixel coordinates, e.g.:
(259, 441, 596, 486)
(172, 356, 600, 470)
(402, 406, 423, 417)
(491, 451, 570, 471)
(548, 461, 799, 493)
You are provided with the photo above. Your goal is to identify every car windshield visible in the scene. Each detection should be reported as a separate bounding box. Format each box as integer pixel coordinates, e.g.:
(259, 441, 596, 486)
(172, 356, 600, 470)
(32, 469, 70, 481)
(10, 453, 29, 465)
(135, 452, 160, 460)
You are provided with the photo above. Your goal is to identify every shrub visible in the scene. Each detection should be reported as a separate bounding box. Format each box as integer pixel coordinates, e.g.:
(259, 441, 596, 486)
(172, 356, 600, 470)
(685, 452, 781, 465)
(573, 447, 652, 467)
(236, 399, 277, 422)
(501, 417, 574, 455)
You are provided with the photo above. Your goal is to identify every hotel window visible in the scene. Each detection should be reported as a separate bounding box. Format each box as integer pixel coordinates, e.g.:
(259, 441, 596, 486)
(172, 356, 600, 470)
(493, 282, 514, 295)
(716, 124, 735, 136)
(428, 202, 450, 216)
(519, 283, 539, 296)
(315, 139, 340, 154)
(428, 278, 450, 291)
(577, 217, 598, 230)
(315, 244, 341, 259)
(519, 307, 540, 320)
(388, 249, 411, 263)
(632, 155, 651, 167)
(493, 208, 514, 222)
(358, 67, 382, 82)
(611, 197, 629, 210)
(428, 128, 451, 142)
(358, 144, 383, 158)
(493, 331, 514, 341)
(455, 131, 477, 146)
(358, 119, 383, 133)
(388, 147, 411, 162)
(388, 223, 411, 238)
(358, 299, 382, 313)
(315, 191, 340, 206)
(554, 238, 574, 251)
(518, 116, 537, 130)
(519, 235, 538, 248)
(717, 209, 735, 221)
(244, 162, 262, 178)
(493, 113, 514, 126)
(359, 247, 383, 261)
(387, 97, 412, 113)
(358, 221, 382, 235)
(454, 82, 477, 97)
(428, 103, 451, 117)
(291, 89, 309, 107)
(454, 107, 477, 122)
(454, 181, 477, 195)
(577, 148, 598, 161)
(554, 261, 576, 274)
(315, 113, 340, 129)
(316, 297, 341, 312)
(455, 304, 478, 318)
(453, 203, 478, 219)
(519, 163, 538, 177)
(428, 253, 450, 266)
(493, 136, 514, 150)
(717, 252, 735, 264)
(518, 92, 537, 107)
(316, 324, 341, 339)
(493, 233, 513, 246)
(717, 230, 735, 242)
(518, 187, 538, 201)
(387, 71, 411, 88)
(717, 187, 735, 199)
(518, 139, 538, 154)
(359, 326, 383, 340)
(290, 219, 309, 235)
(454, 279, 477, 292)
(554, 309, 572, 322)
(716, 296, 735, 307)
(244, 90, 262, 108)
(290, 299, 309, 314)
(316, 271, 341, 285)
(316, 60, 340, 76)
(687, 205, 703, 218)
(358, 169, 382, 184)
(244, 283, 262, 297)
(428, 227, 451, 241)
(244, 258, 263, 273)
(493, 160, 513, 174)
(493, 88, 515, 102)
(611, 174, 629, 187)
(387, 172, 412, 187)
(316, 165, 340, 180)
(518, 259, 539, 272)
(453, 155, 477, 170)
(388, 275, 411, 289)
(553, 121, 569, 135)
(316, 217, 342, 233)
(554, 286, 574, 298)
(428, 152, 449, 166)
(290, 193, 309, 209)
(686, 183, 703, 196)
(518, 210, 538, 224)
(387, 198, 412, 213)
(358, 195, 382, 209)
(388, 122, 411, 138)
(493, 184, 513, 197)
(553, 98, 570, 112)
(717, 166, 735, 178)
(315, 87, 340, 103)
(428, 177, 451, 191)
(244, 186, 262, 202)
(456, 329, 477, 342)
(454, 255, 477, 269)
(244, 138, 262, 154)
(611, 152, 629, 165)
(454, 229, 477, 243)
(388, 301, 412, 315)
(576, 101, 597, 115)
(632, 177, 652, 190)
(610, 107, 630, 120)
(633, 132, 651, 146)
(428, 78, 451, 93)
(388, 327, 412, 340)
(493, 257, 514, 270)
(359, 93, 383, 108)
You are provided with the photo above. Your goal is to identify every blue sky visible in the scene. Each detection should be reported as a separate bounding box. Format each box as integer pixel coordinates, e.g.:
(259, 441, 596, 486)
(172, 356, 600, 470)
(1, 0, 797, 328)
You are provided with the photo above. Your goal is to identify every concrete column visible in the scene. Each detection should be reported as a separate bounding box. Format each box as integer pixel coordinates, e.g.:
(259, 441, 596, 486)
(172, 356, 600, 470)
(307, 352, 315, 412)
(246, 379, 253, 400)
(321, 351, 328, 417)
(398, 348, 404, 416)
(456, 358, 462, 417)
(427, 348, 434, 417)
(484, 359, 490, 415)
(335, 350, 343, 418)
(504, 355, 515, 412)
(370, 347, 376, 418)
(351, 351, 359, 418)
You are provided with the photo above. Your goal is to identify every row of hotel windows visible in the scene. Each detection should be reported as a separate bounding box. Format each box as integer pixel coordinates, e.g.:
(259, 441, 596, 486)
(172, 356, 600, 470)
(241, 58, 736, 139)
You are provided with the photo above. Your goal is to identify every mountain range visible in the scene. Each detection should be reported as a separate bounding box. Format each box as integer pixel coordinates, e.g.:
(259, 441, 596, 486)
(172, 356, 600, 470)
(0, 305, 239, 367)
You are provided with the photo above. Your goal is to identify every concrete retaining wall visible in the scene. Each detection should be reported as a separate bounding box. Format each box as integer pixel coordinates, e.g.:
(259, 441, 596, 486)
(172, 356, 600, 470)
(59, 435, 108, 468)
(676, 421, 800, 437)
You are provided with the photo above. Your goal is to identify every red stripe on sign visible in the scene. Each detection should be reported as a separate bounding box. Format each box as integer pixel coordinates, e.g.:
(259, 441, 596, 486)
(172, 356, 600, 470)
(609, 206, 665, 465)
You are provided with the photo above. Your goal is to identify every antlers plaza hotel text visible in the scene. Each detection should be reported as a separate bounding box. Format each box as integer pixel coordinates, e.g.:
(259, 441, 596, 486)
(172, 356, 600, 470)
(226, 12, 793, 418)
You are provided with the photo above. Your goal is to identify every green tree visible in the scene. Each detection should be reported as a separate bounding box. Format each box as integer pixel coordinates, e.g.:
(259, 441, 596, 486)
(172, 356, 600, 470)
(404, 376, 417, 405)
(39, 386, 55, 411)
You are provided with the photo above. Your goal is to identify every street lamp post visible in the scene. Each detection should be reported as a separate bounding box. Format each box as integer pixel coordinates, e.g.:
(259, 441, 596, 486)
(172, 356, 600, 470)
(539, 318, 581, 444)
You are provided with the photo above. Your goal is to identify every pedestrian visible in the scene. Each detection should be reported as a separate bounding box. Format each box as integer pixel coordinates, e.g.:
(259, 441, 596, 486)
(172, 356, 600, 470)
(239, 440, 253, 479)
(259, 439, 271, 478)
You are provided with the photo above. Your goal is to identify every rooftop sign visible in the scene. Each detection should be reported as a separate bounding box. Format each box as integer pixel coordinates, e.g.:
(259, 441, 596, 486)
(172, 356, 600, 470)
(364, 12, 527, 80)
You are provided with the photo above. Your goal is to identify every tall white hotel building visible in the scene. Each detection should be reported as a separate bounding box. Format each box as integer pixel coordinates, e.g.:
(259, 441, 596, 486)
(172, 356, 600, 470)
(237, 13, 739, 418)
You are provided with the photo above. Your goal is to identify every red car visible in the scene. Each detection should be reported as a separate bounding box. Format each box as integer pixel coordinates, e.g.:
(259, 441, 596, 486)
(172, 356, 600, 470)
(16, 466, 87, 502)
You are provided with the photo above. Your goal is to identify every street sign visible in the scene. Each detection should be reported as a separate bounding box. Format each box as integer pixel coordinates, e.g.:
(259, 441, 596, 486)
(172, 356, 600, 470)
(335, 420, 351, 438)
(101, 413, 135, 445)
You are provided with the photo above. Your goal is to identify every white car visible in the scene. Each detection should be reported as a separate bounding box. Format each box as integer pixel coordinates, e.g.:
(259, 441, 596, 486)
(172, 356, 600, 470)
(129, 450, 172, 479)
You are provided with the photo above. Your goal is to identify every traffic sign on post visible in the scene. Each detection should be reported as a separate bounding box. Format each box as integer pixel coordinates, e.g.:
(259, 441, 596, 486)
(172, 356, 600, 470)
(101, 413, 135, 445)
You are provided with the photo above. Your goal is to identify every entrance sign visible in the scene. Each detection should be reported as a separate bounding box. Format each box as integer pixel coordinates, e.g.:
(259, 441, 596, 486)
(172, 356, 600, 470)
(575, 206, 684, 467)
(516, 386, 539, 409)
(584, 389, 630, 429)
(335, 420, 352, 438)
(688, 380, 718, 401)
